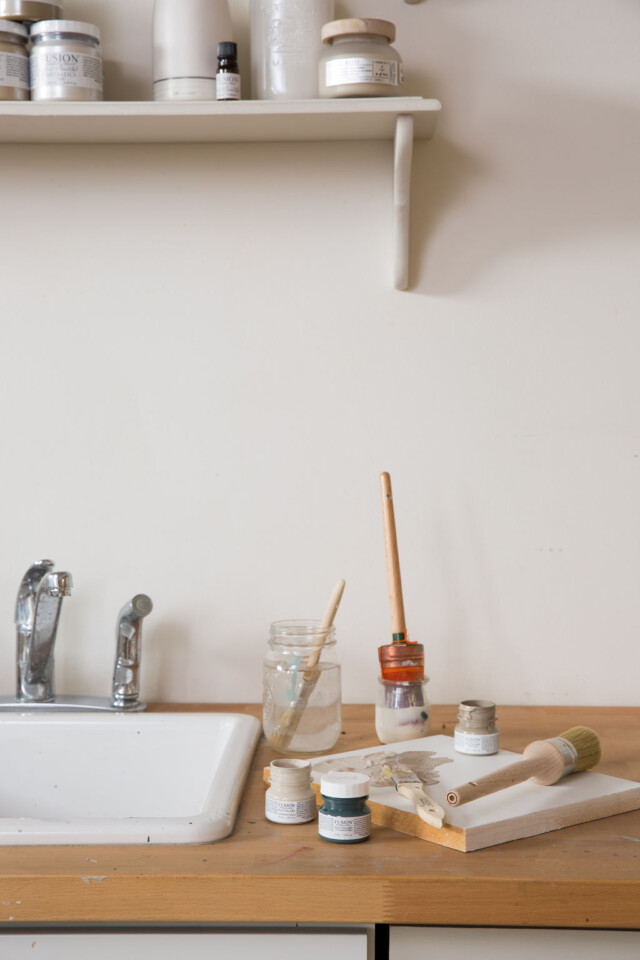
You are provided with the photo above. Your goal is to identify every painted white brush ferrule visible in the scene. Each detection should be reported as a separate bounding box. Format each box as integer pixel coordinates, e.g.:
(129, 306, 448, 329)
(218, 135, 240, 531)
(265, 758, 317, 824)
(546, 736, 578, 775)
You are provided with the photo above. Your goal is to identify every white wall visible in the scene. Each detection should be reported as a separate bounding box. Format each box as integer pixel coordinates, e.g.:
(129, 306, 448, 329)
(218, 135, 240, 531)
(1, 0, 638, 708)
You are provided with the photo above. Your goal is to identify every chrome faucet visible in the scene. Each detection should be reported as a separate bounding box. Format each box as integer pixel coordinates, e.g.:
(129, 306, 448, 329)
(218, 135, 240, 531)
(1, 559, 153, 712)
(15, 560, 73, 703)
(111, 594, 154, 709)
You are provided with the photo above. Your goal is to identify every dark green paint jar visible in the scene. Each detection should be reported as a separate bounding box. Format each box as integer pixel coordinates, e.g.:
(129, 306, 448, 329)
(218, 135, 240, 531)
(318, 772, 371, 843)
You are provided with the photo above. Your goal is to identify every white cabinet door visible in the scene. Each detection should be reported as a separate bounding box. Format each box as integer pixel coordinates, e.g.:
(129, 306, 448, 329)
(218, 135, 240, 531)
(0, 929, 370, 960)
(390, 927, 640, 959)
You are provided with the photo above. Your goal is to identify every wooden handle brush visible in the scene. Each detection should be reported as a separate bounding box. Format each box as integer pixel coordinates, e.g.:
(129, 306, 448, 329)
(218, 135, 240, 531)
(268, 579, 346, 752)
(378, 472, 424, 684)
(446, 726, 601, 807)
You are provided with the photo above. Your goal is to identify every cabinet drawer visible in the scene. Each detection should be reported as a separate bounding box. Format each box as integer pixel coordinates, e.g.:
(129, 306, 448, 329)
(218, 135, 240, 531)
(390, 927, 640, 959)
(0, 929, 370, 960)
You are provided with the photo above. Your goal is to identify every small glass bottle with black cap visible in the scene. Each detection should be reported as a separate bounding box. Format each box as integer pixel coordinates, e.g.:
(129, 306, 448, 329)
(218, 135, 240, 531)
(216, 41, 241, 100)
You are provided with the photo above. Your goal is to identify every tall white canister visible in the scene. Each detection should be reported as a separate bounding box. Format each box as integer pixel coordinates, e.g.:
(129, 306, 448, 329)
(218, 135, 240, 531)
(153, 0, 233, 101)
(250, 0, 334, 99)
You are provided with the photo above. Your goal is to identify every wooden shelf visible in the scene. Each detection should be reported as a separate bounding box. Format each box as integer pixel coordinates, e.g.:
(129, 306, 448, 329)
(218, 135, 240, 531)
(0, 97, 440, 143)
(0, 97, 441, 289)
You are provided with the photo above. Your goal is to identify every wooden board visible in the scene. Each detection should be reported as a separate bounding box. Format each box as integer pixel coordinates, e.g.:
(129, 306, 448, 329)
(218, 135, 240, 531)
(301, 735, 640, 852)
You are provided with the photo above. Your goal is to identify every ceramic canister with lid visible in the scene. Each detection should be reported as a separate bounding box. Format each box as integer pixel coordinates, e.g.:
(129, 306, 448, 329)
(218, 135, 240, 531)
(0, 20, 29, 100)
(30, 20, 103, 101)
(319, 18, 403, 98)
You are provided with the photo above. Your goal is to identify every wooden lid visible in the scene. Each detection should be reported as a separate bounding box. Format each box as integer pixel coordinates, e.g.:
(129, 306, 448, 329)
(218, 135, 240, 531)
(321, 18, 396, 44)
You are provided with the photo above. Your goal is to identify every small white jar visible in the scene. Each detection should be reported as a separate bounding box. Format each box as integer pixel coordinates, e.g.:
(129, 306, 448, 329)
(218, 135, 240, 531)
(319, 18, 403, 99)
(0, 21, 29, 101)
(265, 758, 317, 825)
(30, 20, 103, 102)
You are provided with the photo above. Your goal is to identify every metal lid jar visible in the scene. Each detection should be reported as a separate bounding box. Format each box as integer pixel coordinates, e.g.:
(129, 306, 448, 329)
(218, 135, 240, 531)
(319, 18, 403, 99)
(30, 20, 103, 102)
(0, 20, 28, 101)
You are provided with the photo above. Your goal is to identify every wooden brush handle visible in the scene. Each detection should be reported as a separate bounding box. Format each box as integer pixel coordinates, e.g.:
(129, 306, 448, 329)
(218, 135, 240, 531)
(380, 472, 407, 637)
(446, 740, 567, 806)
(304, 579, 346, 676)
(396, 783, 445, 829)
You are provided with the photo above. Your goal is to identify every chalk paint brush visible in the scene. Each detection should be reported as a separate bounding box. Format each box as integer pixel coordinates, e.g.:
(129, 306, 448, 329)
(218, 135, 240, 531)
(383, 764, 446, 828)
(378, 473, 424, 713)
(446, 726, 602, 807)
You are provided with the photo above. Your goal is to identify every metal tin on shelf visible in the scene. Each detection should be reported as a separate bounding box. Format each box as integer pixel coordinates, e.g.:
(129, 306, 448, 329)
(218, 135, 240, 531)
(30, 20, 103, 102)
(0, 19, 28, 101)
(0, 0, 62, 23)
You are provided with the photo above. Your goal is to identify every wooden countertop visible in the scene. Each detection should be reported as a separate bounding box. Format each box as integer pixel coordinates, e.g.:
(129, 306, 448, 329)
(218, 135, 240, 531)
(0, 705, 639, 930)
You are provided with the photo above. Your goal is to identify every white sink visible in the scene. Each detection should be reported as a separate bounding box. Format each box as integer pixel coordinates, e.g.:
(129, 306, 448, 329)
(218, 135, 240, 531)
(0, 711, 261, 845)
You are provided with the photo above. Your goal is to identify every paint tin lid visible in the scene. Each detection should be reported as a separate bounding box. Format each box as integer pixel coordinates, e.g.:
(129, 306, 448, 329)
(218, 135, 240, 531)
(0, 0, 62, 23)
(0, 18, 27, 37)
(320, 772, 369, 799)
(30, 19, 100, 41)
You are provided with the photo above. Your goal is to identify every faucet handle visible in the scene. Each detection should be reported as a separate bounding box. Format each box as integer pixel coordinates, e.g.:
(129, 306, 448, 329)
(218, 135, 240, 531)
(111, 594, 153, 711)
(15, 560, 55, 629)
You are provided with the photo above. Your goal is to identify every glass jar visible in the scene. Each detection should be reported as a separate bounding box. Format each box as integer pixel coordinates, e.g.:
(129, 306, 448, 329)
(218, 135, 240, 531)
(375, 677, 430, 744)
(250, 0, 334, 100)
(0, 21, 29, 102)
(318, 772, 371, 843)
(454, 699, 499, 755)
(263, 619, 341, 755)
(30, 20, 103, 102)
(319, 18, 403, 99)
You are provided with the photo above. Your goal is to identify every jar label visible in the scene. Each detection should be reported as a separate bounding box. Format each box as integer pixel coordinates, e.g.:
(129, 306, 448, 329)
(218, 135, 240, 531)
(0, 52, 29, 90)
(265, 793, 316, 824)
(30, 50, 103, 92)
(454, 729, 500, 755)
(216, 73, 241, 100)
(318, 811, 371, 841)
(325, 57, 401, 88)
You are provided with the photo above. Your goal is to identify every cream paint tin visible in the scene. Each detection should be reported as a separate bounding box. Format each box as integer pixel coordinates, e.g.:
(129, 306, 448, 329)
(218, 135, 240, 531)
(0, 20, 28, 100)
(30, 20, 103, 102)
(0, 0, 62, 22)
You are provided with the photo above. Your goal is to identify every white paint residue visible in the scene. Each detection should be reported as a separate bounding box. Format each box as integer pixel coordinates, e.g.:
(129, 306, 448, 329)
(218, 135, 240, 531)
(81, 876, 107, 884)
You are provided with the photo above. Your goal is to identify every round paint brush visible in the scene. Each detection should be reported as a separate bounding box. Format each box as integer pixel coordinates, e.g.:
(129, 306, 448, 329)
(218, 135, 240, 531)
(446, 726, 602, 806)
(378, 472, 424, 710)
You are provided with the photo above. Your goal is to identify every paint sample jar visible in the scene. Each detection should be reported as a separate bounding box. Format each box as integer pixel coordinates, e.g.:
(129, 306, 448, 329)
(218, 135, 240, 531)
(250, 0, 334, 99)
(319, 18, 403, 99)
(375, 677, 430, 744)
(263, 620, 341, 755)
(0, 21, 29, 101)
(454, 699, 499, 755)
(30, 20, 103, 102)
(265, 758, 317, 824)
(318, 772, 371, 843)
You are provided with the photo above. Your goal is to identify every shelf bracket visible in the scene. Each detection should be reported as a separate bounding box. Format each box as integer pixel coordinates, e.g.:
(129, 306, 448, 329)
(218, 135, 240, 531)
(393, 114, 414, 291)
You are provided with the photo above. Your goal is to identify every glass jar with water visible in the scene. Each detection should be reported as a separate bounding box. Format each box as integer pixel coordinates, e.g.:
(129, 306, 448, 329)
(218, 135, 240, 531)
(263, 620, 341, 755)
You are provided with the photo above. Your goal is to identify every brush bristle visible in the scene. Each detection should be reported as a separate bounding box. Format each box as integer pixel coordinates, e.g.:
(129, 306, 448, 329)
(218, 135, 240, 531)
(559, 725, 602, 772)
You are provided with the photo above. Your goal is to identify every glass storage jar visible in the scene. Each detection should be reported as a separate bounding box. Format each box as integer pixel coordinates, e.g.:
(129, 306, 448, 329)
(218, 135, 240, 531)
(0, 21, 29, 101)
(263, 619, 341, 755)
(30, 20, 103, 102)
(375, 677, 430, 744)
(319, 18, 403, 99)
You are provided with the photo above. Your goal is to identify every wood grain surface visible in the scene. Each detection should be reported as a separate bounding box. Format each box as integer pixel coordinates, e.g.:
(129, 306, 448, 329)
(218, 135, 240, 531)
(0, 704, 638, 929)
